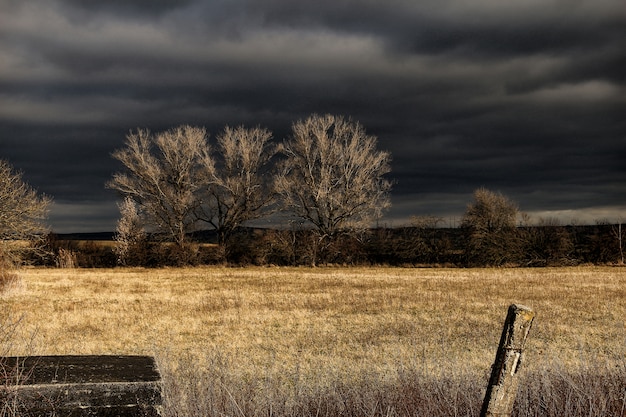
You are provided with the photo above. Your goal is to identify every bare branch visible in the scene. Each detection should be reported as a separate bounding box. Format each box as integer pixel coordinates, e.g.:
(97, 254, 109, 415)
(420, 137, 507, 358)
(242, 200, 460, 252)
(198, 125, 277, 245)
(0, 160, 52, 267)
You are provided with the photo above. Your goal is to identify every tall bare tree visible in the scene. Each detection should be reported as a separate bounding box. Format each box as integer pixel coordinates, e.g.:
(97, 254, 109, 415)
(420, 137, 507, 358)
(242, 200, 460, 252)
(277, 114, 392, 244)
(113, 196, 148, 266)
(461, 187, 520, 266)
(108, 126, 211, 248)
(196, 125, 277, 246)
(0, 159, 52, 267)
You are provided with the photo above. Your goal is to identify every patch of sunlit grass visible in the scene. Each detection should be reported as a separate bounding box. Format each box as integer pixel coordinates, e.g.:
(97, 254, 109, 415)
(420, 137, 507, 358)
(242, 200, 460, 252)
(3, 267, 624, 369)
(1, 266, 625, 415)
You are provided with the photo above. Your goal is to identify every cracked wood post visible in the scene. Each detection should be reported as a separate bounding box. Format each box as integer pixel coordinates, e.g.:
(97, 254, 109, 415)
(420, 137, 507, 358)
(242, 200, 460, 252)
(480, 304, 535, 417)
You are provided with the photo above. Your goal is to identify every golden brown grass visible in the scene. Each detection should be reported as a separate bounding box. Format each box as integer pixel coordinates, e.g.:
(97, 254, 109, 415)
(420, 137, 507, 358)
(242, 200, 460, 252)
(1, 266, 625, 416)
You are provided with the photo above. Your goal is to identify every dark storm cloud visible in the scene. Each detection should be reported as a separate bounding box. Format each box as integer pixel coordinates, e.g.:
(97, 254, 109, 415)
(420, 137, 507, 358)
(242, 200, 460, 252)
(59, 0, 195, 16)
(0, 0, 624, 232)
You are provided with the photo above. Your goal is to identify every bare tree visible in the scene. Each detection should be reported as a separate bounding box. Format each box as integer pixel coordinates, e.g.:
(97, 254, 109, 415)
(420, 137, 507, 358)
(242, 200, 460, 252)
(462, 188, 518, 232)
(276, 114, 392, 251)
(114, 196, 148, 266)
(521, 216, 574, 266)
(0, 159, 52, 268)
(409, 215, 448, 264)
(611, 218, 624, 264)
(461, 187, 520, 266)
(197, 125, 277, 246)
(107, 126, 211, 249)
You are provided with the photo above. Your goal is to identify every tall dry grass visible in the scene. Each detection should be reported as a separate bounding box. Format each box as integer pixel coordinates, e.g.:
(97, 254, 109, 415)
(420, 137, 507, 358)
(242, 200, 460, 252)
(1, 266, 625, 416)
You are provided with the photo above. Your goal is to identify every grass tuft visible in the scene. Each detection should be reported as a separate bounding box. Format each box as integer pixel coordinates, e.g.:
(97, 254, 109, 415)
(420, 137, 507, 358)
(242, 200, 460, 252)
(0, 270, 21, 296)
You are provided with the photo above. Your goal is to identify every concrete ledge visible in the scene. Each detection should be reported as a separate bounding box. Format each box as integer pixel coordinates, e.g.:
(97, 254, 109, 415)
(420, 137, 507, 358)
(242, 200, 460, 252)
(1, 355, 162, 417)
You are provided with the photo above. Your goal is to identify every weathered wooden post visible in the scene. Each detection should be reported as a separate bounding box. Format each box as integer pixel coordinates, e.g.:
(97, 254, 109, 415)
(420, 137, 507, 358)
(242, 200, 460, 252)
(1, 355, 162, 416)
(480, 304, 535, 417)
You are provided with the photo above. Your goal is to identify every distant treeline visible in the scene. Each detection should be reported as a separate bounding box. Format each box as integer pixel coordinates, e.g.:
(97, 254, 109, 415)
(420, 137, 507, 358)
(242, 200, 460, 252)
(40, 223, 624, 268)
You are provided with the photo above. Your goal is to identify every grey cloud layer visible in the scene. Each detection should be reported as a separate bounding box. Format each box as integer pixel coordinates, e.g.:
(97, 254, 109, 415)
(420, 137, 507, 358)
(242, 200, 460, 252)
(1, 0, 624, 231)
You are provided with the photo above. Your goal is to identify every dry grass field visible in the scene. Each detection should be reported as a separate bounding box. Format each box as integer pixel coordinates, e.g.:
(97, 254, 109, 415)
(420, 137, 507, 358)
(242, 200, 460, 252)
(2, 266, 625, 416)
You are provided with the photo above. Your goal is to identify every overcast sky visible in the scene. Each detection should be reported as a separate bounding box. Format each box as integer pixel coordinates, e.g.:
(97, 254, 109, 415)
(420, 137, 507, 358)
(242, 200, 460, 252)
(1, 0, 624, 233)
